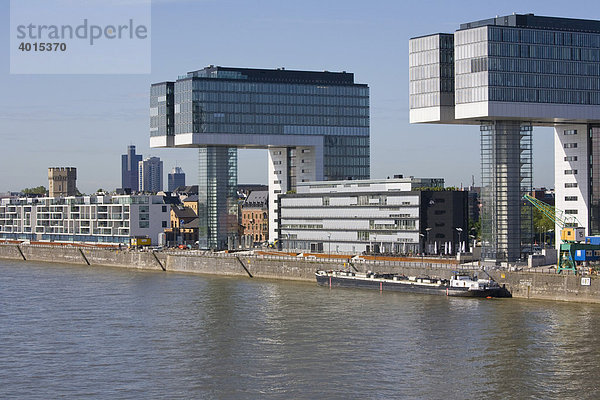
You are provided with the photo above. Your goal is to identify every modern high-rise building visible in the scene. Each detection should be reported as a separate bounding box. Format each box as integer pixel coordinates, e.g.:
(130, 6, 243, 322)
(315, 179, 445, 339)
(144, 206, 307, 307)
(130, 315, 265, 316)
(48, 167, 77, 197)
(121, 145, 142, 191)
(168, 167, 186, 192)
(138, 157, 163, 193)
(151, 66, 370, 249)
(409, 14, 600, 262)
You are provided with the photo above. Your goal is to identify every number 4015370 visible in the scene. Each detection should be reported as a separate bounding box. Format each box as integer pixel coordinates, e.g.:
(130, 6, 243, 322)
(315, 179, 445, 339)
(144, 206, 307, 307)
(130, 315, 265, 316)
(18, 42, 67, 51)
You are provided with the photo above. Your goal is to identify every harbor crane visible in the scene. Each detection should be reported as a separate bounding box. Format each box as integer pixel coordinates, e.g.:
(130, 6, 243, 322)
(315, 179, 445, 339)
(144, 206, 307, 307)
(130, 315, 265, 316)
(523, 194, 595, 273)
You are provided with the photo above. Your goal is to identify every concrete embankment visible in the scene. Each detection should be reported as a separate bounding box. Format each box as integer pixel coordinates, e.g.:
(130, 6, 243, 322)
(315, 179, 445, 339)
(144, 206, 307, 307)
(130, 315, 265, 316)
(1, 244, 599, 303)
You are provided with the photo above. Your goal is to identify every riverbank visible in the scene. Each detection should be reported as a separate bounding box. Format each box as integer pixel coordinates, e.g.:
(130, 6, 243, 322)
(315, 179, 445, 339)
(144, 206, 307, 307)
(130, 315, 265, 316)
(1, 243, 598, 303)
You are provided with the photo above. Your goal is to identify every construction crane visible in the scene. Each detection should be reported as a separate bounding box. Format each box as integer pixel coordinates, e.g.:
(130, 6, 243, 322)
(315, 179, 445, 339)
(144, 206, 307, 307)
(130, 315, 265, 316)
(523, 194, 591, 273)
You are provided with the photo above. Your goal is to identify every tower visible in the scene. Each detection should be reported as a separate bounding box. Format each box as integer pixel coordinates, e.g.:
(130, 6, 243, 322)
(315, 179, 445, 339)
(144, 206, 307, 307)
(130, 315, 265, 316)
(168, 167, 186, 192)
(121, 145, 142, 191)
(48, 167, 77, 197)
(138, 157, 163, 193)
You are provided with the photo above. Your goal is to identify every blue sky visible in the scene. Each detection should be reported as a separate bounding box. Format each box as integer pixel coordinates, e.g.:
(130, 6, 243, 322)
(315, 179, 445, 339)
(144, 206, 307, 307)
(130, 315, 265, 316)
(1, 0, 597, 194)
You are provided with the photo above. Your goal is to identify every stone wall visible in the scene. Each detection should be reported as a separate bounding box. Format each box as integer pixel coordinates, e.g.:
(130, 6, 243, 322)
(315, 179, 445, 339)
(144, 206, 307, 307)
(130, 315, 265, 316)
(2, 244, 599, 303)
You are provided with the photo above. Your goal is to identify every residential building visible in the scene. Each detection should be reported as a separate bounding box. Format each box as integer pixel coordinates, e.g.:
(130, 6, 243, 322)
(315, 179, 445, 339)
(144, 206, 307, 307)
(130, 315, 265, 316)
(151, 66, 370, 249)
(165, 204, 198, 246)
(168, 167, 186, 192)
(409, 13, 600, 261)
(278, 177, 467, 255)
(48, 167, 77, 197)
(0, 194, 170, 245)
(241, 191, 268, 244)
(139, 156, 163, 193)
(121, 145, 142, 191)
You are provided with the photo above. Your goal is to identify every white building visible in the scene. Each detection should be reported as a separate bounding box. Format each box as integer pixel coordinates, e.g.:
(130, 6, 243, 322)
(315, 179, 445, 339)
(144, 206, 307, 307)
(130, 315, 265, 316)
(0, 195, 169, 245)
(277, 177, 468, 255)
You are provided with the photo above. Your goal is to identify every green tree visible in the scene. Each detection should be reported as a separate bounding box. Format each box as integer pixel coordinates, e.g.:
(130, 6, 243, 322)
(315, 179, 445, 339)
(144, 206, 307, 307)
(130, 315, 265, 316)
(21, 186, 47, 195)
(533, 207, 554, 246)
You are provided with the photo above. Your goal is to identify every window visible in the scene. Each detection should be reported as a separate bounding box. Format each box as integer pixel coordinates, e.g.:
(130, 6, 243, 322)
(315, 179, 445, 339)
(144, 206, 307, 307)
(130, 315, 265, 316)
(565, 210, 578, 214)
(162, 206, 167, 212)
(564, 130, 578, 135)
(564, 156, 578, 162)
(357, 231, 369, 241)
(139, 221, 149, 228)
(565, 196, 578, 201)
(322, 196, 330, 206)
(564, 143, 578, 148)
(565, 182, 578, 188)
(273, 180, 281, 184)
(565, 170, 578, 175)
(274, 170, 282, 175)
(162, 221, 167, 228)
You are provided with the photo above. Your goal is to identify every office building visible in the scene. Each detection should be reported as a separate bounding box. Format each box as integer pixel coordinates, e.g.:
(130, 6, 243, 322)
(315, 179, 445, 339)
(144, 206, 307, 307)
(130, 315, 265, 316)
(0, 194, 169, 245)
(151, 66, 370, 249)
(138, 156, 163, 193)
(409, 14, 600, 261)
(121, 145, 142, 191)
(48, 167, 77, 197)
(168, 167, 186, 192)
(278, 177, 467, 255)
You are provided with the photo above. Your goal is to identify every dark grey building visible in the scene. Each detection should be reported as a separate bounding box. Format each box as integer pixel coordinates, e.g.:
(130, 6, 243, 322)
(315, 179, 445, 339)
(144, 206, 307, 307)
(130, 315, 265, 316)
(151, 66, 370, 249)
(168, 167, 186, 192)
(121, 145, 142, 191)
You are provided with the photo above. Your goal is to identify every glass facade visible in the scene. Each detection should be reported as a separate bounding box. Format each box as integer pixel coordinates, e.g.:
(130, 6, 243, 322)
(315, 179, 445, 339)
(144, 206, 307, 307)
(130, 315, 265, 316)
(409, 34, 455, 109)
(197, 147, 238, 250)
(455, 25, 600, 105)
(590, 126, 600, 235)
(151, 66, 370, 249)
(480, 122, 532, 261)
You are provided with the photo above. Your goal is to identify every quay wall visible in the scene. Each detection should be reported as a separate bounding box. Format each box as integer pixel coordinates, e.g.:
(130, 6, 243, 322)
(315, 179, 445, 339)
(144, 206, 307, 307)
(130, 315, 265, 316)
(1, 244, 600, 303)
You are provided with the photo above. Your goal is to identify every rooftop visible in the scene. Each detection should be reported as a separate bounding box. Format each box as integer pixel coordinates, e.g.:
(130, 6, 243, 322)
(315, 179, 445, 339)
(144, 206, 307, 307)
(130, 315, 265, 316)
(179, 66, 361, 86)
(460, 13, 600, 33)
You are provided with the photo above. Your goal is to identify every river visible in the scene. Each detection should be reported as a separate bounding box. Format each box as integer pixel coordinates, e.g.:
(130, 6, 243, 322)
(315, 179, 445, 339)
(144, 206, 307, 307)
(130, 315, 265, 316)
(1, 259, 599, 399)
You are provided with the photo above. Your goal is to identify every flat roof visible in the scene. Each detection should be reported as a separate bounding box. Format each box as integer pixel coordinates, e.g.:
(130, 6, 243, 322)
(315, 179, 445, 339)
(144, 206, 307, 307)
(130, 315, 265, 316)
(181, 66, 363, 86)
(460, 13, 600, 33)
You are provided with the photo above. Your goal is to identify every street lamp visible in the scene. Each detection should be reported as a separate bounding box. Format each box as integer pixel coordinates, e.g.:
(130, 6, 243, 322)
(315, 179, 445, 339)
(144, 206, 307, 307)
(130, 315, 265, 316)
(455, 227, 463, 255)
(425, 227, 432, 254)
(327, 232, 331, 256)
(419, 233, 425, 262)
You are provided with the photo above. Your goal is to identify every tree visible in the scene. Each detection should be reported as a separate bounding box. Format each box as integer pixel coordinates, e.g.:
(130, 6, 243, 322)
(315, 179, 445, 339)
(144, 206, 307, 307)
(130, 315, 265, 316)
(533, 207, 554, 246)
(21, 186, 47, 195)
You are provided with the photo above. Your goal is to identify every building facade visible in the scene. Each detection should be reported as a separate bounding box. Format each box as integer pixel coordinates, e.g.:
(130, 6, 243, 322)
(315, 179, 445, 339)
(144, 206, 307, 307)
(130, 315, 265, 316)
(48, 167, 77, 198)
(151, 66, 370, 249)
(278, 177, 467, 255)
(409, 14, 600, 261)
(121, 145, 142, 191)
(139, 156, 163, 193)
(241, 190, 268, 244)
(168, 167, 186, 192)
(0, 195, 169, 245)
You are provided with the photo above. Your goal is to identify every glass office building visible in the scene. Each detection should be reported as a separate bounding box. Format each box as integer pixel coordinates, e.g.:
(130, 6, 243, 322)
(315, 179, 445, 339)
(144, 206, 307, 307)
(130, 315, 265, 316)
(410, 14, 600, 262)
(151, 66, 369, 249)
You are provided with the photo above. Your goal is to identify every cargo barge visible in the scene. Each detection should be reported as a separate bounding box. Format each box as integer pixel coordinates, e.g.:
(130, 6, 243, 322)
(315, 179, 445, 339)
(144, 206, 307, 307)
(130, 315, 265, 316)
(315, 270, 510, 298)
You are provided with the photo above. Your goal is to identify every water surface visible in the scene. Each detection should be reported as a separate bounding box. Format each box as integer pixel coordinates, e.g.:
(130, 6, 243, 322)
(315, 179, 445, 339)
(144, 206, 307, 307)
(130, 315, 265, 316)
(1, 260, 599, 399)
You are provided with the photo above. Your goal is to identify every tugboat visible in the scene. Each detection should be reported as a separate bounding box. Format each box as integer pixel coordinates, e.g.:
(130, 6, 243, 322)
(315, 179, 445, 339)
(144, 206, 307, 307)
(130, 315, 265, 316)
(315, 270, 509, 298)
